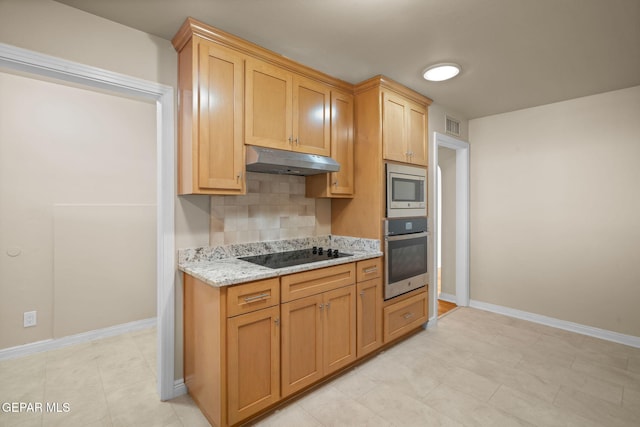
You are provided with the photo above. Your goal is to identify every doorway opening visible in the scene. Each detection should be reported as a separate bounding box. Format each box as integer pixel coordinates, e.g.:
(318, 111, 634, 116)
(0, 44, 176, 400)
(430, 132, 470, 323)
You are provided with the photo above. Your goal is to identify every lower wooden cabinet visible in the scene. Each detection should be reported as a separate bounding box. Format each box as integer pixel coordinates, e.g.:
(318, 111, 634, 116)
(383, 290, 428, 343)
(356, 258, 383, 357)
(184, 257, 427, 427)
(227, 305, 280, 425)
(281, 293, 323, 396)
(356, 277, 383, 357)
(281, 285, 356, 397)
(323, 285, 357, 374)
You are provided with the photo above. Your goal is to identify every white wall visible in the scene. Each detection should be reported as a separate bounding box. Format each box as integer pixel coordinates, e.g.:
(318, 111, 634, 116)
(469, 85, 640, 337)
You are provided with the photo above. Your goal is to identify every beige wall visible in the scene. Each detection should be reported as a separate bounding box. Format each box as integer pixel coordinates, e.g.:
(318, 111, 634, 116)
(0, 71, 157, 348)
(0, 0, 211, 379)
(469, 85, 640, 337)
(428, 103, 469, 146)
(438, 147, 457, 296)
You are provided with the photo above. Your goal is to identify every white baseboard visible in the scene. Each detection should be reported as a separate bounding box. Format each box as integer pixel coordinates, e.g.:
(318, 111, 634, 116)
(438, 292, 457, 304)
(173, 379, 187, 397)
(0, 317, 157, 361)
(469, 300, 640, 349)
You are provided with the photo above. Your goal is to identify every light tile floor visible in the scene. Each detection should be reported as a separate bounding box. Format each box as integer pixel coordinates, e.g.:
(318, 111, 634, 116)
(2, 308, 640, 426)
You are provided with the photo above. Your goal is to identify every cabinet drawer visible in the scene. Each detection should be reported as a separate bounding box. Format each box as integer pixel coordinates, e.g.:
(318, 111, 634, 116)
(226, 278, 280, 317)
(383, 292, 428, 342)
(281, 263, 356, 302)
(356, 257, 382, 282)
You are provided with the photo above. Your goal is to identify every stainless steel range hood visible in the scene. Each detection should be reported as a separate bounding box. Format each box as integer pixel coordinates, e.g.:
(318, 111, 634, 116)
(246, 145, 340, 176)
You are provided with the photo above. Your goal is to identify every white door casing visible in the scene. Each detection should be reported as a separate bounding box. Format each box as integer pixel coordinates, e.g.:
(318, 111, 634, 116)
(430, 132, 470, 322)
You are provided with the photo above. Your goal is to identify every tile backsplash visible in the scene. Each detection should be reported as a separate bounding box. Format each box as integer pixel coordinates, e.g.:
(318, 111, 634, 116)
(210, 172, 330, 245)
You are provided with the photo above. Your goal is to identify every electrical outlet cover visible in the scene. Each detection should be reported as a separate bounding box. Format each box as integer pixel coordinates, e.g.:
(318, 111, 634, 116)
(23, 311, 37, 328)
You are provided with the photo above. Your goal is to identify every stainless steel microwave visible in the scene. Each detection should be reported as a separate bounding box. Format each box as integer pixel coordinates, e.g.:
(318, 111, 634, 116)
(386, 163, 427, 218)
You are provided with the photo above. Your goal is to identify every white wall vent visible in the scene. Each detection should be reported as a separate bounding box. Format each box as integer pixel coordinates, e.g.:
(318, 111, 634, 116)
(445, 115, 461, 137)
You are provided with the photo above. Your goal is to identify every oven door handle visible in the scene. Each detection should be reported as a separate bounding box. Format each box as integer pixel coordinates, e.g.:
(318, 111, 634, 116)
(385, 231, 429, 241)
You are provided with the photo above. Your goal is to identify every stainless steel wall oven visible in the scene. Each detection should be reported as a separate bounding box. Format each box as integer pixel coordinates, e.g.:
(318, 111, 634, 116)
(383, 217, 429, 300)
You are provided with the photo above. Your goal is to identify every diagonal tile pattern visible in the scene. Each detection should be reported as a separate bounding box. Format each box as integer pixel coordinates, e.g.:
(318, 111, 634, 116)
(1, 308, 639, 426)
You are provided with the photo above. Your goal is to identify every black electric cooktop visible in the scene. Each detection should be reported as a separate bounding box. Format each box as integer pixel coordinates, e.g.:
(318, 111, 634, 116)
(239, 247, 353, 269)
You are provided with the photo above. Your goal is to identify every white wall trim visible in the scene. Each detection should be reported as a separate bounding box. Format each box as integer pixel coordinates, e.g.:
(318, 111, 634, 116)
(0, 43, 176, 400)
(0, 318, 156, 361)
(430, 132, 470, 325)
(438, 292, 457, 304)
(174, 379, 188, 397)
(470, 300, 640, 348)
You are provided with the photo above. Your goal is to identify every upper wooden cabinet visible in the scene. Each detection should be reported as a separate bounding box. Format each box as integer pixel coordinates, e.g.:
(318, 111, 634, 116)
(246, 58, 331, 156)
(173, 18, 353, 195)
(383, 91, 428, 166)
(305, 90, 354, 198)
(176, 38, 246, 195)
(331, 76, 432, 241)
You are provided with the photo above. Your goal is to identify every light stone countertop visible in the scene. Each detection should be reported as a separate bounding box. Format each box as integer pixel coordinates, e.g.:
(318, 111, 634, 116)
(178, 235, 382, 287)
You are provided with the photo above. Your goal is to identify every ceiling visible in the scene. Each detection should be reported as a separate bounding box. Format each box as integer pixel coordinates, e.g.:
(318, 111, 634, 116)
(54, 0, 640, 119)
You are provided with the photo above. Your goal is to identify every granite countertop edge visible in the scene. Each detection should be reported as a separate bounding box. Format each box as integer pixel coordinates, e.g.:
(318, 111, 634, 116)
(179, 246, 383, 288)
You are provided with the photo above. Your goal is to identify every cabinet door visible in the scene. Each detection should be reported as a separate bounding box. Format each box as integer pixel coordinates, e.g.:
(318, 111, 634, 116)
(227, 305, 280, 425)
(356, 278, 382, 357)
(197, 41, 245, 192)
(407, 101, 427, 166)
(245, 58, 293, 150)
(383, 291, 428, 343)
(323, 285, 357, 375)
(293, 76, 331, 156)
(281, 294, 323, 397)
(329, 90, 354, 196)
(382, 91, 408, 163)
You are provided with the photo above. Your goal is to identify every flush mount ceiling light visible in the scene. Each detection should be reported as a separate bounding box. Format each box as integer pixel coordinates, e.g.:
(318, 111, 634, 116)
(422, 63, 461, 82)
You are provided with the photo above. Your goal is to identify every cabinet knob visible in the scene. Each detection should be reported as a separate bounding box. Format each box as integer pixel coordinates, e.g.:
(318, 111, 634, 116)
(319, 303, 324, 310)
(236, 172, 242, 181)
(333, 180, 338, 187)
(295, 137, 299, 146)
(359, 291, 365, 297)
(274, 317, 280, 326)
(288, 136, 293, 145)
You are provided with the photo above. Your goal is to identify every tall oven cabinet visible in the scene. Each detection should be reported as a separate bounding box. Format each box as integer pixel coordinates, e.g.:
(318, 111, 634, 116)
(332, 76, 432, 343)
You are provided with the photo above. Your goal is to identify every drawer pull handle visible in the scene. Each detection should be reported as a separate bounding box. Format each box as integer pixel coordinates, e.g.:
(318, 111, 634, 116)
(244, 293, 270, 303)
(403, 312, 414, 320)
(363, 267, 378, 274)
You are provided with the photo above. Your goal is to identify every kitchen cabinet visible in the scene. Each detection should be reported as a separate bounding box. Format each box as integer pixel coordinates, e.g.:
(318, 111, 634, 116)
(383, 91, 428, 166)
(355, 258, 383, 357)
(246, 58, 331, 156)
(280, 264, 356, 397)
(305, 90, 355, 198)
(227, 305, 280, 425)
(173, 18, 353, 195)
(175, 37, 246, 195)
(281, 293, 323, 396)
(183, 257, 427, 426)
(383, 290, 428, 343)
(184, 275, 281, 427)
(331, 76, 432, 241)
